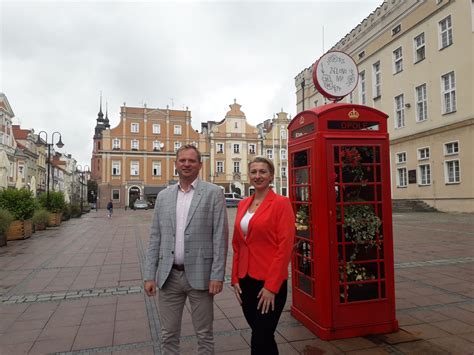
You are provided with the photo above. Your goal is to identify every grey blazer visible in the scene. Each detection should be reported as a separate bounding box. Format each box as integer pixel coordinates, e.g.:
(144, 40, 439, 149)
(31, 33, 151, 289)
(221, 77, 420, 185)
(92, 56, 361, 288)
(144, 180, 228, 290)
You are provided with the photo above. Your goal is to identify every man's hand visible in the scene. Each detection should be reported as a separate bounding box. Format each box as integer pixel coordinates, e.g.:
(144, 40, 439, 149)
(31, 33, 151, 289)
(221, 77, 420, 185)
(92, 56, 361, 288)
(144, 280, 157, 297)
(209, 280, 223, 295)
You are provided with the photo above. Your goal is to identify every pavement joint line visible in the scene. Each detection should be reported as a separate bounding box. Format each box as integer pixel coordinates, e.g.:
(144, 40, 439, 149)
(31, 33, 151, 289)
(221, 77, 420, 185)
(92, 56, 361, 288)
(54, 341, 156, 354)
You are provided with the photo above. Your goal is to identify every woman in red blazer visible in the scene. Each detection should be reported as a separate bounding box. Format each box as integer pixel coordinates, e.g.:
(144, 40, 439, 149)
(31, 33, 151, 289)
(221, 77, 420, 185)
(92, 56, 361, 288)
(232, 156, 295, 355)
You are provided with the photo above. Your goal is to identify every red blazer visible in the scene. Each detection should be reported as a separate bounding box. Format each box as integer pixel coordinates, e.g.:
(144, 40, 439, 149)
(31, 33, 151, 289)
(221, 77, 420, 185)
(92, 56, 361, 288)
(231, 189, 295, 294)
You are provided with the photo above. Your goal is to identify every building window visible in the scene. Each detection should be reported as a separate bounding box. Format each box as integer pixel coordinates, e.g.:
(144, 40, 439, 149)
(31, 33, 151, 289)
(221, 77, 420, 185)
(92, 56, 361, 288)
(280, 149, 287, 160)
(439, 15, 453, 49)
(233, 161, 240, 173)
(444, 141, 459, 155)
(358, 51, 365, 59)
(131, 123, 139, 133)
(216, 143, 224, 154)
(359, 71, 366, 104)
(415, 84, 428, 122)
(280, 129, 287, 139)
(392, 24, 401, 36)
(152, 124, 161, 134)
(174, 125, 182, 135)
(131, 139, 139, 150)
(152, 161, 161, 176)
(112, 138, 120, 149)
(233, 144, 240, 154)
(281, 166, 287, 178)
(418, 147, 430, 160)
(173, 167, 178, 176)
(266, 149, 273, 159)
(393, 47, 403, 74)
(396, 152, 406, 164)
(234, 122, 238, 129)
(191, 141, 198, 148)
(18, 165, 24, 177)
(394, 94, 405, 129)
(414, 33, 426, 62)
(397, 167, 407, 188)
(441, 71, 456, 114)
(418, 164, 431, 185)
(248, 144, 256, 154)
(216, 161, 224, 173)
(112, 161, 121, 176)
(130, 161, 139, 176)
(174, 141, 181, 152)
(153, 140, 162, 151)
(112, 189, 120, 200)
(444, 159, 460, 184)
(372, 61, 381, 98)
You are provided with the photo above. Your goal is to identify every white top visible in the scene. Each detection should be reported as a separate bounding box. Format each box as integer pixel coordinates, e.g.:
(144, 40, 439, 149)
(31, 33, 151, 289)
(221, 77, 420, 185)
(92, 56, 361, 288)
(240, 210, 254, 237)
(174, 179, 197, 265)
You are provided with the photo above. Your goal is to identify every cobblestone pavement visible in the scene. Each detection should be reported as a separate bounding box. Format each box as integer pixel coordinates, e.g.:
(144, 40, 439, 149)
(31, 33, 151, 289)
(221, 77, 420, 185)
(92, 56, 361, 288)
(0, 209, 472, 354)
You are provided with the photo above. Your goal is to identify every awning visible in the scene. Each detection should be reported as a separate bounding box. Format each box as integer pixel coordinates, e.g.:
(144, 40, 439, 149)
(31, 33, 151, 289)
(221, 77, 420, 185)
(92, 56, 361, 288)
(144, 186, 166, 196)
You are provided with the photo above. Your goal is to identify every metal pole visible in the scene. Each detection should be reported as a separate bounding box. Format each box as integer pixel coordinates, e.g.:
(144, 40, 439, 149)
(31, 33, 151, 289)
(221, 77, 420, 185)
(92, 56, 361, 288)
(47, 144, 51, 210)
(80, 173, 83, 215)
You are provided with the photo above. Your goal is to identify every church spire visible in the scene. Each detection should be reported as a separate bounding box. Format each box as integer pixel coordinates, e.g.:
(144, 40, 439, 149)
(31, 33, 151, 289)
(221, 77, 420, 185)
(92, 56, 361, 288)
(104, 101, 110, 128)
(97, 92, 104, 121)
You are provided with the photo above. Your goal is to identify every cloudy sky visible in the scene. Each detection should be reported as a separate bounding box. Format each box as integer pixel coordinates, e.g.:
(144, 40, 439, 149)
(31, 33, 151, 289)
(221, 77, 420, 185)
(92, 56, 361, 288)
(1, 0, 381, 167)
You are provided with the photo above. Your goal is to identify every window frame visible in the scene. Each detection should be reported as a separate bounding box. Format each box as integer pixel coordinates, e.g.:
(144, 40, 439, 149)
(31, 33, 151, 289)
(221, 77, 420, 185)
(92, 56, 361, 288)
(248, 143, 256, 154)
(112, 138, 121, 149)
(394, 94, 405, 129)
(397, 167, 408, 188)
(396, 152, 407, 164)
(152, 161, 162, 176)
(233, 144, 240, 154)
(280, 149, 287, 160)
(441, 71, 456, 114)
(444, 141, 459, 156)
(444, 159, 460, 184)
(174, 141, 181, 152)
(112, 161, 121, 176)
(152, 123, 161, 134)
(130, 161, 139, 176)
(372, 61, 381, 98)
(216, 161, 224, 173)
(266, 149, 273, 159)
(174, 124, 182, 135)
(415, 83, 428, 122)
(418, 163, 431, 186)
(131, 122, 139, 133)
(359, 70, 366, 104)
(393, 47, 403, 74)
(417, 147, 430, 161)
(414, 32, 426, 63)
(439, 15, 453, 49)
(131, 139, 139, 150)
(233, 161, 240, 173)
(216, 143, 224, 154)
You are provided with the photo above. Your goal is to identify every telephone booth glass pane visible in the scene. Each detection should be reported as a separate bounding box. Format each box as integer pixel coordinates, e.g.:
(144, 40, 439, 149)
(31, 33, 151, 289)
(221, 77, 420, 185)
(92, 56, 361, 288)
(333, 145, 386, 303)
(291, 149, 315, 297)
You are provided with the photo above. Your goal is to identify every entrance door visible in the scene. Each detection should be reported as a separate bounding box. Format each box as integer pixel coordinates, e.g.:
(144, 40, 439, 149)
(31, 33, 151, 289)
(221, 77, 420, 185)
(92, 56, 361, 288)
(290, 147, 318, 322)
(328, 140, 391, 326)
(129, 186, 140, 208)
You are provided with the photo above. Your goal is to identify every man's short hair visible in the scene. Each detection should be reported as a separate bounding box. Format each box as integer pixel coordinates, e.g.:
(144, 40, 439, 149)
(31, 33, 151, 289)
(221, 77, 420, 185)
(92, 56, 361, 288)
(175, 144, 202, 162)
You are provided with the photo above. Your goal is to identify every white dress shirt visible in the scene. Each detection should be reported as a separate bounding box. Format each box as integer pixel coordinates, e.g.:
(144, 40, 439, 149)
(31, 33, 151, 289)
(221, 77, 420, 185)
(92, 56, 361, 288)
(174, 179, 197, 265)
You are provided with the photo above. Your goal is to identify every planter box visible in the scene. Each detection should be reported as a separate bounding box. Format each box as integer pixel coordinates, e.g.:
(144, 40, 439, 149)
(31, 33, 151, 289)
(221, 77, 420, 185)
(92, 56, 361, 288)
(35, 223, 47, 231)
(48, 213, 62, 227)
(0, 232, 6, 247)
(6, 220, 33, 241)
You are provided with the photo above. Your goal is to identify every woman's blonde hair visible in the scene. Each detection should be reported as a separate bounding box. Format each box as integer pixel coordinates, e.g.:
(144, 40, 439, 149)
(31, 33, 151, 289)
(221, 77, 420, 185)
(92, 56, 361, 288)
(248, 156, 275, 176)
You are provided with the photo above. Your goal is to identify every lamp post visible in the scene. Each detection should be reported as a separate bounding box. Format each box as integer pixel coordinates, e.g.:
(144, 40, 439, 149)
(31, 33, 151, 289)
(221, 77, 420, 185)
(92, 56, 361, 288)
(37, 131, 64, 210)
(76, 165, 90, 215)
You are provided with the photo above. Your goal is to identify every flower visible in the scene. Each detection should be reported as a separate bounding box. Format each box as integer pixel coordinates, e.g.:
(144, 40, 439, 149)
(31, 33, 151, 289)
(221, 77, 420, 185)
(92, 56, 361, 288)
(295, 205, 309, 231)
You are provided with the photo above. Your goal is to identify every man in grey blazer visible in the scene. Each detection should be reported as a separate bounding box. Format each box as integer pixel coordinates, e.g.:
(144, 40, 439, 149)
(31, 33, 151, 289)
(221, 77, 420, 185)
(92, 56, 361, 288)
(144, 144, 228, 355)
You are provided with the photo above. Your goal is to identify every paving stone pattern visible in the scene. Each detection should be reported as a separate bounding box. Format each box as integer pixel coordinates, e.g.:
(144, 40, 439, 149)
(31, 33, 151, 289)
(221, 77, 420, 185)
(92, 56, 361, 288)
(0, 210, 472, 354)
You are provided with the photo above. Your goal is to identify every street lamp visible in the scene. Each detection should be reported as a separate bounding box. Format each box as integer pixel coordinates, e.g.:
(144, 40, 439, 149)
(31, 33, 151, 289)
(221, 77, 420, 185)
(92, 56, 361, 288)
(76, 165, 90, 215)
(37, 131, 64, 210)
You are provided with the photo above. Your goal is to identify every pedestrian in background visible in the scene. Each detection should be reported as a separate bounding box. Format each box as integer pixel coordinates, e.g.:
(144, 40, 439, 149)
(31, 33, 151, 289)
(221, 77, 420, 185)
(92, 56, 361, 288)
(144, 144, 228, 355)
(106, 200, 113, 218)
(231, 156, 295, 355)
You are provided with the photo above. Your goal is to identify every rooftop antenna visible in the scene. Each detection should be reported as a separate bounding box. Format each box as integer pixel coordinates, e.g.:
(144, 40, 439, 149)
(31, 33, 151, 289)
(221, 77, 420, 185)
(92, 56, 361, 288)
(170, 98, 174, 108)
(322, 25, 325, 53)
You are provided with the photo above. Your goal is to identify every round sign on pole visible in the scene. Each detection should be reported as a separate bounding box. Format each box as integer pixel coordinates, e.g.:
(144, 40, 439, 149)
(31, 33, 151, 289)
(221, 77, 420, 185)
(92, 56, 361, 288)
(312, 51, 358, 101)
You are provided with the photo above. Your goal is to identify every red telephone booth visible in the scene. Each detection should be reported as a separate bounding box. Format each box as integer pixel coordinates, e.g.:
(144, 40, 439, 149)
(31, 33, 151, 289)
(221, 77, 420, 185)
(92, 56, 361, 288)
(289, 103, 398, 340)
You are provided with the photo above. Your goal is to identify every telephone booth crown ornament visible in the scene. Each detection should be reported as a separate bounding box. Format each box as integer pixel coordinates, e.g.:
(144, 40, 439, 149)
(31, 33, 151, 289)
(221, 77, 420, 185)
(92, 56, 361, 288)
(289, 51, 398, 340)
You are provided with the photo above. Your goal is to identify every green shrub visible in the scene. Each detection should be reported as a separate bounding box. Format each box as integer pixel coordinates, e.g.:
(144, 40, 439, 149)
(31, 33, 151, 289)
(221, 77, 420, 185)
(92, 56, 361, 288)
(62, 204, 71, 221)
(0, 188, 37, 220)
(70, 203, 82, 218)
(0, 208, 14, 234)
(38, 191, 66, 213)
(32, 209, 50, 226)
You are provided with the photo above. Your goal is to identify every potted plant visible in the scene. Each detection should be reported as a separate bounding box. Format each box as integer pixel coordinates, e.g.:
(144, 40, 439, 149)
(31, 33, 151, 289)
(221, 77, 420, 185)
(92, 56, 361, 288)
(0, 188, 36, 240)
(38, 191, 66, 226)
(32, 209, 50, 231)
(0, 208, 14, 247)
(62, 204, 71, 221)
(70, 203, 82, 218)
(295, 204, 310, 237)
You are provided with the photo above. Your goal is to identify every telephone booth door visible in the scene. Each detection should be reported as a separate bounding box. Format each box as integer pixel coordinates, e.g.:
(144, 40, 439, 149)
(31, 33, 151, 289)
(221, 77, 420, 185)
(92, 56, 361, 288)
(328, 140, 395, 328)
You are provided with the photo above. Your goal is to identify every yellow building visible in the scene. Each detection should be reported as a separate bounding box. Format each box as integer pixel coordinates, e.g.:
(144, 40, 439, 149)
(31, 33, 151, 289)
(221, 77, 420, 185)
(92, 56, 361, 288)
(295, 0, 473, 212)
(205, 100, 260, 196)
(92, 102, 209, 208)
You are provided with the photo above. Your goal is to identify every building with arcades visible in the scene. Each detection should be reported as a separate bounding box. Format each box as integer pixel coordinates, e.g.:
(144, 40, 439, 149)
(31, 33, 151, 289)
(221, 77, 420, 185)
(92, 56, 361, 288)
(91, 101, 209, 209)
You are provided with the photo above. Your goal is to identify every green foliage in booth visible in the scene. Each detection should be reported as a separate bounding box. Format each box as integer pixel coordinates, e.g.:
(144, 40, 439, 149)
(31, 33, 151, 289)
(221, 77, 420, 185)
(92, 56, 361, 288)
(0, 188, 37, 220)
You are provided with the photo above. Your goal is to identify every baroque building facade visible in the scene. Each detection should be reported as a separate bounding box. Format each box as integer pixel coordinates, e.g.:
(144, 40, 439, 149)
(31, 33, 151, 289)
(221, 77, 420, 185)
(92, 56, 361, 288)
(295, 0, 473, 212)
(91, 102, 209, 209)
